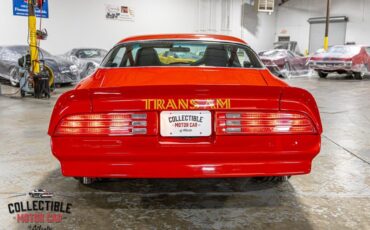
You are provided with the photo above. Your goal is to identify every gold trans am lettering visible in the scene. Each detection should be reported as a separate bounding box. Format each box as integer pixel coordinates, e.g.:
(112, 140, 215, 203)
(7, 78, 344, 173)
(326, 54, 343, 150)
(144, 99, 231, 110)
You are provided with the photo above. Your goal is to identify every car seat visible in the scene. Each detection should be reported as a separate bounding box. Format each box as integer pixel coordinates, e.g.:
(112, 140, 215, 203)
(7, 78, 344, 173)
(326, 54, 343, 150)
(135, 47, 161, 66)
(202, 45, 229, 67)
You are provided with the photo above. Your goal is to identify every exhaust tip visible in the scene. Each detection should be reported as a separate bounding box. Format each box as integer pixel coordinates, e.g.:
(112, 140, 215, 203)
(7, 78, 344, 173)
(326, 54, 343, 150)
(82, 177, 95, 185)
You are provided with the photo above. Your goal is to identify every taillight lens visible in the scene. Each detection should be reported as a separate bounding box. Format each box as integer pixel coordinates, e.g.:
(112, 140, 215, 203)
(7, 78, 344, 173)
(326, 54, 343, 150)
(216, 111, 316, 135)
(55, 112, 157, 136)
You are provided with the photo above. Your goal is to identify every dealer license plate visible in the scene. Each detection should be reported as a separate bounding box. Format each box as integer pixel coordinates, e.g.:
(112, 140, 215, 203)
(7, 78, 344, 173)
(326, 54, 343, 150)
(160, 111, 212, 137)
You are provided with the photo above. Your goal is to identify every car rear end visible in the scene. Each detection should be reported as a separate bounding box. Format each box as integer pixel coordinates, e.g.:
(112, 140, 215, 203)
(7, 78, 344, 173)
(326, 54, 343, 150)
(308, 45, 364, 75)
(308, 57, 353, 74)
(48, 84, 322, 178)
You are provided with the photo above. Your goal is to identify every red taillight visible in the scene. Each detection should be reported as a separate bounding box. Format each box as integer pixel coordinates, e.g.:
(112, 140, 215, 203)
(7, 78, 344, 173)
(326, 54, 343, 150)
(215, 111, 316, 135)
(55, 112, 157, 136)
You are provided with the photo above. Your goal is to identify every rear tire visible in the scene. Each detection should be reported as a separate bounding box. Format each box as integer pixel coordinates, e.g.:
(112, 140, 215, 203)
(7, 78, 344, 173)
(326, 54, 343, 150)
(9, 67, 19, 87)
(353, 72, 364, 80)
(318, 71, 328, 78)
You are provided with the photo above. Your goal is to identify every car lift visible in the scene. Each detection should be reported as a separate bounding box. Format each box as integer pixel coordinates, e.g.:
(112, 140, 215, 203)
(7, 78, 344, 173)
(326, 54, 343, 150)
(18, 0, 53, 98)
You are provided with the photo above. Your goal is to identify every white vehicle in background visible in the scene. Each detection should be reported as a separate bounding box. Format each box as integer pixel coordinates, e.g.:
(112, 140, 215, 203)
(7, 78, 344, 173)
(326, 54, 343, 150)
(61, 48, 108, 79)
(0, 45, 78, 87)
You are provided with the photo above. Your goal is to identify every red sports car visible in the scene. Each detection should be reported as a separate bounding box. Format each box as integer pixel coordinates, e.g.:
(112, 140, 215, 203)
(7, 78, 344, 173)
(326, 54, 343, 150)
(48, 34, 322, 183)
(308, 45, 370, 79)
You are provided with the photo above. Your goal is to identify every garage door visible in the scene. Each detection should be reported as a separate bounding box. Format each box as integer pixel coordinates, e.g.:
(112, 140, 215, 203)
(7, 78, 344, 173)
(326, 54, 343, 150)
(308, 16, 348, 53)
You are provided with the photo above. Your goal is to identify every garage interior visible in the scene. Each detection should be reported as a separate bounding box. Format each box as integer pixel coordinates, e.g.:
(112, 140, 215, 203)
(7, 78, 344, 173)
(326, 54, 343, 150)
(0, 0, 369, 229)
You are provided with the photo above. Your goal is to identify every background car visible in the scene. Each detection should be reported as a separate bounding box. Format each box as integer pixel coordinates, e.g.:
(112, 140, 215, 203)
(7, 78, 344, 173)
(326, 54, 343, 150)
(0, 45, 78, 86)
(308, 45, 370, 79)
(61, 48, 107, 79)
(259, 49, 309, 78)
(273, 41, 302, 55)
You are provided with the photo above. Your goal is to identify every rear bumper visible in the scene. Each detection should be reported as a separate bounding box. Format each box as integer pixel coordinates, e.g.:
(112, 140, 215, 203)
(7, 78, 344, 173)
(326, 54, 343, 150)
(51, 135, 321, 178)
(310, 65, 353, 73)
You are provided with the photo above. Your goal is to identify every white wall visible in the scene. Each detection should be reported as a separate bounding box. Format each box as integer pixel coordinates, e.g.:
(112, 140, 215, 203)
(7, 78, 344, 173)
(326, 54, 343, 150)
(0, 0, 277, 55)
(0, 0, 199, 54)
(3, 0, 370, 56)
(239, 0, 277, 52)
(276, 0, 370, 53)
(197, 0, 277, 52)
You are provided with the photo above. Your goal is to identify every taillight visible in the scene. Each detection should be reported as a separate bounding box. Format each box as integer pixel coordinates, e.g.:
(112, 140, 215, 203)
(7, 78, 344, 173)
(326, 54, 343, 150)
(54, 112, 157, 136)
(215, 111, 316, 135)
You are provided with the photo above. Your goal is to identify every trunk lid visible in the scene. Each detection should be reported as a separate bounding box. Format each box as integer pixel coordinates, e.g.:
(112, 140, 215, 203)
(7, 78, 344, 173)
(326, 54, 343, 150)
(77, 67, 268, 89)
(90, 85, 283, 112)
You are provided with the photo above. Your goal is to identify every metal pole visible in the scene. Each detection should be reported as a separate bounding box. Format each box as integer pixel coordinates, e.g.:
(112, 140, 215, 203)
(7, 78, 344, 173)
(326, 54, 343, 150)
(28, 1, 40, 75)
(324, 0, 330, 50)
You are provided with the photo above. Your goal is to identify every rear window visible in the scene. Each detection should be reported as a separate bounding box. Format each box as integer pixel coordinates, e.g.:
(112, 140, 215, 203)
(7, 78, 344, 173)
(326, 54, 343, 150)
(102, 41, 262, 68)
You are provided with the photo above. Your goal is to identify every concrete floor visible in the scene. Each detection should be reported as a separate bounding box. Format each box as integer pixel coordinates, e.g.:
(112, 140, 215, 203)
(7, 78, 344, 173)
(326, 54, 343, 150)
(0, 75, 369, 229)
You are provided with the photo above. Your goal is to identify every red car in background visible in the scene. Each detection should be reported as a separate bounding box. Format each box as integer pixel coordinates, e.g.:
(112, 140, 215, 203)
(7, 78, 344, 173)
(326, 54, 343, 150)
(259, 49, 309, 78)
(308, 45, 370, 80)
(48, 34, 322, 184)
